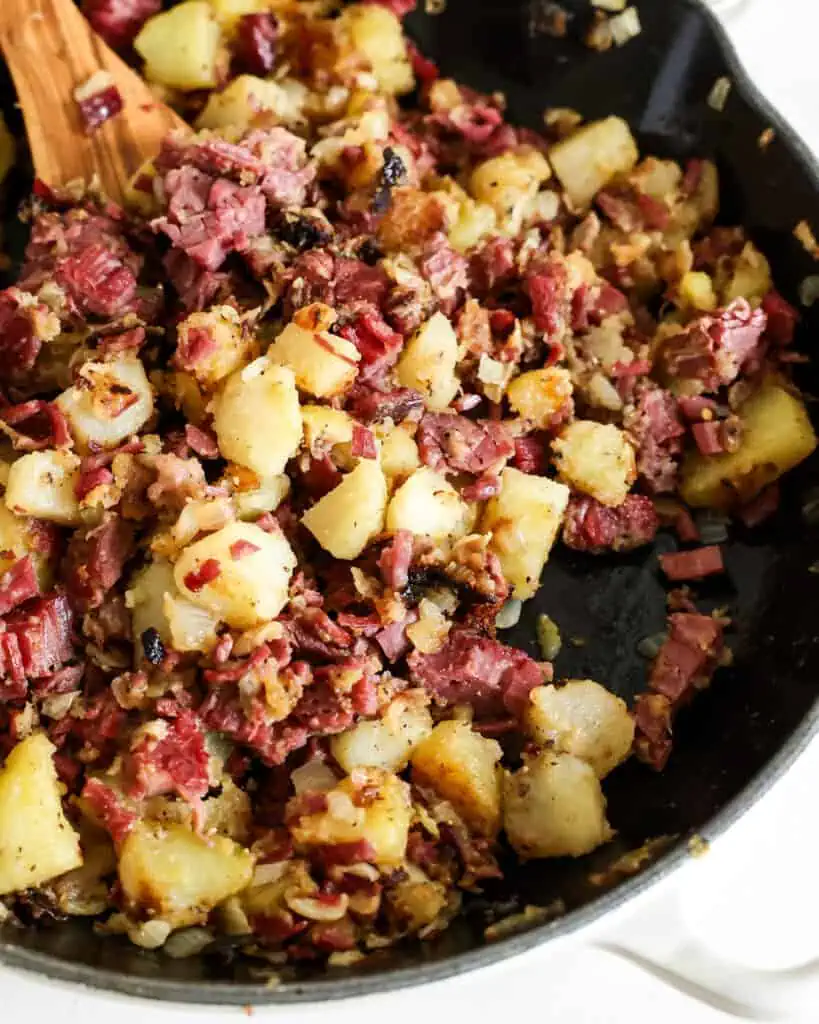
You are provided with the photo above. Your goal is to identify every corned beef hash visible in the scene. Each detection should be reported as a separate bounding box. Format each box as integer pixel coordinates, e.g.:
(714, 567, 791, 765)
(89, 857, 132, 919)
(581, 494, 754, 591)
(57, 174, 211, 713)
(0, 0, 814, 966)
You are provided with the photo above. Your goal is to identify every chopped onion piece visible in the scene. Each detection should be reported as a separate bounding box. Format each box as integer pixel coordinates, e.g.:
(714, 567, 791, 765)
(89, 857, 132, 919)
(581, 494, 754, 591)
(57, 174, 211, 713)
(291, 758, 338, 794)
(609, 7, 641, 46)
(163, 593, 219, 652)
(794, 221, 819, 259)
(707, 77, 732, 112)
(536, 613, 561, 661)
(164, 928, 214, 959)
(495, 599, 522, 630)
(637, 632, 669, 660)
(73, 71, 123, 134)
(799, 275, 819, 307)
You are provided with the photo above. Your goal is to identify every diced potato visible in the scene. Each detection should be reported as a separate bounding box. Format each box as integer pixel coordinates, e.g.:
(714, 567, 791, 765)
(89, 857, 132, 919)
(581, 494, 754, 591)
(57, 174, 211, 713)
(680, 378, 817, 509)
(503, 752, 613, 859)
(174, 521, 296, 629)
(670, 160, 719, 242)
(377, 422, 420, 484)
(118, 821, 254, 929)
(311, 109, 391, 169)
(386, 467, 470, 539)
(331, 695, 433, 774)
(301, 458, 387, 560)
(405, 597, 451, 654)
(0, 733, 83, 896)
(449, 199, 497, 252)
(582, 319, 634, 372)
(678, 271, 717, 312)
(209, 0, 266, 28)
(468, 148, 551, 231)
(135, 1, 222, 91)
(507, 367, 573, 429)
(0, 504, 56, 589)
(549, 116, 639, 208)
(268, 319, 360, 399)
(552, 420, 636, 507)
(411, 720, 502, 838)
(290, 768, 412, 866)
(198, 76, 308, 132)
(202, 778, 252, 842)
(718, 242, 772, 306)
(630, 157, 681, 201)
(127, 558, 176, 648)
(213, 359, 302, 477)
(482, 467, 569, 600)
(6, 450, 81, 525)
(341, 3, 414, 95)
(525, 680, 635, 779)
(56, 357, 154, 451)
(176, 307, 256, 389)
(396, 312, 459, 412)
(301, 406, 355, 452)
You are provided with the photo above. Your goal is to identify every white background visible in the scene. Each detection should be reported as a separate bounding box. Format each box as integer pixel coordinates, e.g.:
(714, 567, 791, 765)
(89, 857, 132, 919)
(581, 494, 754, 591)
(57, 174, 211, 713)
(3, 0, 819, 1020)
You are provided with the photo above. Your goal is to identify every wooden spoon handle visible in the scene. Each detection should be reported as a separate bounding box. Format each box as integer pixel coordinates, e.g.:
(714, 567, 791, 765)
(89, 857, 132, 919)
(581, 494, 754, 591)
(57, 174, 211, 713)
(0, 0, 186, 203)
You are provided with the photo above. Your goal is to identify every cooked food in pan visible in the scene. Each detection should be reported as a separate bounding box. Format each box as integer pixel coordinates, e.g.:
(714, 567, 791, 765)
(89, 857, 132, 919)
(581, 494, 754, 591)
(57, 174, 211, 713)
(0, 0, 813, 967)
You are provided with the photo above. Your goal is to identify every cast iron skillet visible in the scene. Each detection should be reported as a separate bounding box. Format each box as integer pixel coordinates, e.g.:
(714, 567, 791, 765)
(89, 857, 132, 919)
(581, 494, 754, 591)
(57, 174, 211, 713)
(1, 0, 818, 1004)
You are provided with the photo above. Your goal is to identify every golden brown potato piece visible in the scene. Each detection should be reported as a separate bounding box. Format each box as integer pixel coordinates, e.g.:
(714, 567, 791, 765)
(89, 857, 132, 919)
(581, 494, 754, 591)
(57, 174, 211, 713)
(411, 720, 502, 837)
(680, 378, 817, 509)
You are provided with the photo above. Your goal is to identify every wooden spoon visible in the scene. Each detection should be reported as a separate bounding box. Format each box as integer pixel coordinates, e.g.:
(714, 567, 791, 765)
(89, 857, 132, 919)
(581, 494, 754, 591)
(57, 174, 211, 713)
(0, 0, 187, 205)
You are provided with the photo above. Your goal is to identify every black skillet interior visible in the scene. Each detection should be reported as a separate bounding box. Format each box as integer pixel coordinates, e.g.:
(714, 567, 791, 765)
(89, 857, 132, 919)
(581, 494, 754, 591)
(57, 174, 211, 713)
(1, 0, 818, 1004)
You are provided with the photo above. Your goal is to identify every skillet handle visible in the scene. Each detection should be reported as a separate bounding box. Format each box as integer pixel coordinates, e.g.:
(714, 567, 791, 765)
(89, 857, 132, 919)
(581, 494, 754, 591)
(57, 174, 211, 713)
(593, 881, 819, 1021)
(590, 738, 819, 1021)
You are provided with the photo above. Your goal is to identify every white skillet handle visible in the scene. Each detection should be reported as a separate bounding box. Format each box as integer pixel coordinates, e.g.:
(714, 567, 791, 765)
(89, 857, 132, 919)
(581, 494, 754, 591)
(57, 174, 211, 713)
(591, 868, 819, 1021)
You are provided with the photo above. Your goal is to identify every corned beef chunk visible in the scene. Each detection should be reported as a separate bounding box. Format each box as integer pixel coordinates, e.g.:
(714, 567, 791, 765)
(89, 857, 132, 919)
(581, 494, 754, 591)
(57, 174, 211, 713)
(408, 629, 545, 717)
(563, 494, 659, 553)
(417, 413, 514, 476)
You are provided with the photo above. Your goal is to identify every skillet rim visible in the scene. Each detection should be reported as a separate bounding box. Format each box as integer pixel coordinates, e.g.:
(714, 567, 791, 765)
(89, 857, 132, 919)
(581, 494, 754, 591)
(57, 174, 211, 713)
(1, 0, 818, 1004)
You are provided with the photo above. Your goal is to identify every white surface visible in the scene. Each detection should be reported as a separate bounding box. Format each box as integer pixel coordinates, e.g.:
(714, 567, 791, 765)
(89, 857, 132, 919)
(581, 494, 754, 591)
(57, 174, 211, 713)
(4, 1, 819, 1021)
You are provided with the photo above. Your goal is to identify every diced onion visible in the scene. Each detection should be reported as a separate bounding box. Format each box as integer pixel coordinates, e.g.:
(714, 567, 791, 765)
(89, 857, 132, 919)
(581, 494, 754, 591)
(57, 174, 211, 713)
(587, 372, 623, 412)
(495, 599, 522, 630)
(536, 613, 561, 661)
(73, 70, 115, 103)
(795, 221, 819, 259)
(163, 593, 219, 652)
(127, 918, 171, 949)
(637, 632, 668, 659)
(291, 759, 339, 795)
(172, 497, 235, 549)
(799, 275, 819, 307)
(608, 6, 641, 46)
(164, 927, 214, 959)
(477, 354, 509, 386)
(251, 861, 290, 887)
(708, 77, 732, 112)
